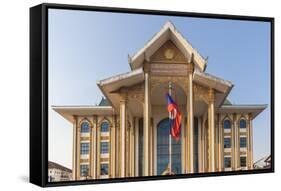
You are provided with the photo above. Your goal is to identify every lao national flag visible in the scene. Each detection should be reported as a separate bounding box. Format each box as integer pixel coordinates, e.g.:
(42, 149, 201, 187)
(165, 93, 182, 141)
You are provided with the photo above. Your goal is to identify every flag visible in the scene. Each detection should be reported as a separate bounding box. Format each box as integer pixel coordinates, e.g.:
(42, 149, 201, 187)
(165, 93, 182, 141)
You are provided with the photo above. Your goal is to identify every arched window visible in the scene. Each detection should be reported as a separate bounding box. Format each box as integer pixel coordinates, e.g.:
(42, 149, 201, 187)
(101, 121, 109, 132)
(240, 119, 246, 129)
(224, 119, 231, 129)
(81, 121, 90, 133)
(157, 118, 181, 175)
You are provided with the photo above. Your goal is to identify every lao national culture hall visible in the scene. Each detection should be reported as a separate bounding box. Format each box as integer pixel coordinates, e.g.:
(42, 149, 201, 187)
(53, 21, 267, 180)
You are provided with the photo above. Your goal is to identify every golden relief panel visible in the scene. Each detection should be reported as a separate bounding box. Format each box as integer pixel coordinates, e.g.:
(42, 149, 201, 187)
(150, 76, 189, 95)
(193, 83, 209, 104)
(121, 83, 145, 104)
(150, 40, 187, 63)
(149, 40, 190, 77)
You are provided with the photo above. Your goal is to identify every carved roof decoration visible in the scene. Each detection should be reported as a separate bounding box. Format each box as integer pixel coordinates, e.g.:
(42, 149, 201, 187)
(128, 21, 207, 71)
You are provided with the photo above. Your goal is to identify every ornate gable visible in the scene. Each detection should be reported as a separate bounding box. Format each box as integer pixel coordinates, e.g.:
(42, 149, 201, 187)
(150, 40, 187, 64)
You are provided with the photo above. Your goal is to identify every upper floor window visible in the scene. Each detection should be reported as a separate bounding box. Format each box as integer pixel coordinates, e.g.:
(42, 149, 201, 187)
(240, 119, 246, 129)
(224, 119, 231, 129)
(81, 121, 90, 133)
(101, 121, 109, 132)
(240, 156, 247, 167)
(224, 157, 231, 168)
(101, 164, 109, 175)
(100, 142, 109, 154)
(80, 143, 89, 155)
(80, 164, 89, 177)
(240, 137, 247, 148)
(224, 138, 231, 148)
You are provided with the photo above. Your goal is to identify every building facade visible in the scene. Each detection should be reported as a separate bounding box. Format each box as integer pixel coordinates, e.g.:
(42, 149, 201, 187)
(48, 161, 72, 182)
(53, 21, 266, 180)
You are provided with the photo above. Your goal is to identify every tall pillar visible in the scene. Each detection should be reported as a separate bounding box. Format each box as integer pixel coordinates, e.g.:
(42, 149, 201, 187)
(90, 120, 94, 178)
(119, 94, 127, 177)
(92, 116, 97, 179)
(231, 114, 238, 170)
(215, 114, 219, 171)
(130, 118, 135, 177)
(135, 117, 139, 176)
(97, 119, 101, 178)
(186, 58, 194, 173)
(207, 88, 215, 172)
(181, 116, 186, 174)
(198, 117, 203, 173)
(72, 116, 77, 180)
(111, 115, 116, 178)
(248, 114, 253, 169)
(218, 115, 222, 171)
(77, 120, 81, 179)
(126, 122, 130, 177)
(234, 114, 240, 170)
(202, 115, 206, 172)
(150, 118, 154, 176)
(143, 65, 150, 176)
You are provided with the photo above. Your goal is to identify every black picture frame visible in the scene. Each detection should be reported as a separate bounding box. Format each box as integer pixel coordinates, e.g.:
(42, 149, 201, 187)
(30, 3, 275, 187)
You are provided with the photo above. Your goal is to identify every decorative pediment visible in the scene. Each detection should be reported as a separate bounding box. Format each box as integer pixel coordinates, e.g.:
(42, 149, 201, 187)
(129, 21, 207, 71)
(150, 40, 187, 64)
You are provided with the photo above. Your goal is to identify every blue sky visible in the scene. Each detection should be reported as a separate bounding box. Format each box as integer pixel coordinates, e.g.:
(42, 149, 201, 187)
(48, 9, 271, 169)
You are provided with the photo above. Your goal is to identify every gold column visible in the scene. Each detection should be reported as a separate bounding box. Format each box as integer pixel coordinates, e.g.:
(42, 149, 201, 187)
(135, 117, 139, 176)
(115, 115, 119, 177)
(202, 116, 206, 172)
(248, 114, 253, 169)
(130, 118, 135, 177)
(111, 115, 116, 178)
(218, 115, 222, 171)
(181, 116, 186, 174)
(235, 114, 240, 170)
(231, 114, 237, 170)
(93, 116, 97, 179)
(186, 57, 194, 174)
(97, 118, 101, 178)
(150, 118, 154, 176)
(215, 115, 219, 171)
(207, 88, 215, 172)
(204, 117, 209, 172)
(77, 120, 81, 179)
(126, 121, 130, 177)
(72, 116, 77, 180)
(89, 120, 93, 178)
(143, 64, 150, 176)
(119, 94, 127, 177)
(198, 116, 203, 173)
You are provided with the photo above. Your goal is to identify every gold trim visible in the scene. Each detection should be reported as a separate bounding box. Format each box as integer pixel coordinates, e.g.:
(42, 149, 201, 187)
(80, 137, 90, 141)
(100, 136, 110, 140)
(100, 158, 109, 162)
(80, 159, 89, 163)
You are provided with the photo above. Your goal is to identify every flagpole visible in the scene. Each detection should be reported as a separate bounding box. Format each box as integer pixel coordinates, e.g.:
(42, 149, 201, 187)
(168, 81, 172, 174)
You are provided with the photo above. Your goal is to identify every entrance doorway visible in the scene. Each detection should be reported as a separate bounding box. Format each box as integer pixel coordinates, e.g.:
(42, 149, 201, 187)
(157, 118, 181, 175)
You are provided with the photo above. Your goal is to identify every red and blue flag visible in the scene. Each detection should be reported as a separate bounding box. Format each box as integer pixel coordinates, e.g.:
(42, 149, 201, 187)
(165, 93, 182, 141)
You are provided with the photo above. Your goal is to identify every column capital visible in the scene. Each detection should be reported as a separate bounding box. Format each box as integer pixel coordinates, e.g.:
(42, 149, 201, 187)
(119, 92, 128, 103)
(233, 113, 237, 121)
(187, 62, 194, 74)
(143, 62, 150, 73)
(248, 113, 253, 120)
(207, 88, 215, 103)
(187, 53, 194, 74)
